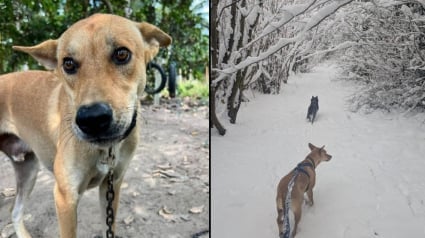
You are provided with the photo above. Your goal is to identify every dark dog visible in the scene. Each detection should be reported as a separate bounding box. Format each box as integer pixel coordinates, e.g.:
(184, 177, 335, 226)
(306, 96, 319, 124)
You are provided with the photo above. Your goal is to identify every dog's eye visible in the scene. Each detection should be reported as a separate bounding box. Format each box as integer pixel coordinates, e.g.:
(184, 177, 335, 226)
(112, 47, 131, 65)
(63, 57, 78, 74)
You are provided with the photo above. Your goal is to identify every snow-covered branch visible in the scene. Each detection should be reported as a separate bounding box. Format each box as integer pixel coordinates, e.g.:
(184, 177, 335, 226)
(242, 0, 318, 50)
(213, 0, 353, 85)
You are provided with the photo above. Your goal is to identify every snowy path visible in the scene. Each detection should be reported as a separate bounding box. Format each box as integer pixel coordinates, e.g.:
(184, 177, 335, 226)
(211, 65, 425, 238)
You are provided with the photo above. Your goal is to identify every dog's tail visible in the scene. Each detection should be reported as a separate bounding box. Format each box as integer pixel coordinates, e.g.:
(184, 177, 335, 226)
(282, 173, 297, 238)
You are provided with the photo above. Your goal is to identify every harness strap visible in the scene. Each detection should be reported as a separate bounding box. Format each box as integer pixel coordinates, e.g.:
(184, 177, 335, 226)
(294, 158, 315, 190)
(306, 156, 316, 169)
(294, 165, 310, 179)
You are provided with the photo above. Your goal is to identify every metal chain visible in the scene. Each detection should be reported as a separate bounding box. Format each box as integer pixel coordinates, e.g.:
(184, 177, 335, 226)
(106, 169, 115, 238)
(105, 147, 116, 238)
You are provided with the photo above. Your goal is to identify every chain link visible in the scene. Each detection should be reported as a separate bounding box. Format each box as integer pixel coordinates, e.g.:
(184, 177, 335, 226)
(106, 147, 116, 238)
(106, 169, 115, 238)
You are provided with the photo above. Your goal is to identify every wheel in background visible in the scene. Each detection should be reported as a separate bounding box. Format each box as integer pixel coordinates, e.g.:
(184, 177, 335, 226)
(168, 61, 177, 98)
(145, 61, 167, 94)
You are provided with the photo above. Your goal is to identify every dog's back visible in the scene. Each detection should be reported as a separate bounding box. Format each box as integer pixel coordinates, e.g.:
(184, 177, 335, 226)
(306, 96, 319, 124)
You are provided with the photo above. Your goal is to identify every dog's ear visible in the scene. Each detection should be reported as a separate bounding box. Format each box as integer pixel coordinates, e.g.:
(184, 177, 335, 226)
(308, 143, 316, 151)
(13, 39, 58, 70)
(137, 22, 172, 62)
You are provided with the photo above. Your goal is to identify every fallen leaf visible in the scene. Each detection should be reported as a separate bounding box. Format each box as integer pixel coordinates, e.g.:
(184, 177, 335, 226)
(161, 206, 173, 214)
(1, 223, 15, 238)
(156, 163, 172, 170)
(152, 169, 181, 178)
(169, 177, 186, 183)
(180, 215, 191, 221)
(2, 188, 16, 197)
(189, 205, 204, 214)
(123, 215, 134, 225)
(158, 206, 177, 222)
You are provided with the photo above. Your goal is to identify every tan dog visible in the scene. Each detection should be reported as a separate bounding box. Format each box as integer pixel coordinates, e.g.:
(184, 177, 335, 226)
(0, 14, 171, 238)
(276, 143, 332, 238)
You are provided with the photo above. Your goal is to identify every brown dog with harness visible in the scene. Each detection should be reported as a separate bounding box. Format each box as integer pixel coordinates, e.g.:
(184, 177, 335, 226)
(276, 143, 332, 238)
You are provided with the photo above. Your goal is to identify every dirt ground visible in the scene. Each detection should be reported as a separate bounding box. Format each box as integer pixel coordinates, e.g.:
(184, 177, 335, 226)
(0, 98, 209, 238)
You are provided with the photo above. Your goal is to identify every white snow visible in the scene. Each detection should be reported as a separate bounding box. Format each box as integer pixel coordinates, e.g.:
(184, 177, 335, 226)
(211, 64, 425, 238)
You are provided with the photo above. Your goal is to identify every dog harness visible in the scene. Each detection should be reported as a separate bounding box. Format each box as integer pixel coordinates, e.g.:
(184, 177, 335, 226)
(283, 156, 316, 238)
(294, 156, 315, 180)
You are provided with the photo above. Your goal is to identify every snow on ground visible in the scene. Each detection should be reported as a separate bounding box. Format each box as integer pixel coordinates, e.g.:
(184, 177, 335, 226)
(211, 64, 425, 238)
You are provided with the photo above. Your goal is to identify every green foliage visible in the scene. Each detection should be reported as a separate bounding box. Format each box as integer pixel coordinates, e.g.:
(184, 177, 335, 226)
(0, 0, 208, 80)
(178, 79, 208, 99)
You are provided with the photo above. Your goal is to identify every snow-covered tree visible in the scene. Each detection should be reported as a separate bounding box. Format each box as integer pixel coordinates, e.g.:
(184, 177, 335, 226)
(308, 0, 425, 113)
(211, 0, 353, 135)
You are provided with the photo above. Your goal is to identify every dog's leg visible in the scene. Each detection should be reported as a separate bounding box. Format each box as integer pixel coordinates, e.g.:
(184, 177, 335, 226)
(10, 152, 39, 238)
(292, 215, 299, 237)
(306, 189, 314, 206)
(54, 182, 79, 238)
(53, 155, 80, 238)
(276, 208, 284, 236)
(292, 204, 302, 238)
(54, 184, 78, 238)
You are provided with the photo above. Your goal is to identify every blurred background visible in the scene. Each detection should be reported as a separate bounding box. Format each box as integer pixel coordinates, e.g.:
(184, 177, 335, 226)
(0, 0, 208, 100)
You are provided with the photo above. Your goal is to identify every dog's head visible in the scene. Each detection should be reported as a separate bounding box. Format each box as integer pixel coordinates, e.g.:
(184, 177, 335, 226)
(13, 14, 172, 146)
(311, 96, 318, 104)
(308, 143, 332, 165)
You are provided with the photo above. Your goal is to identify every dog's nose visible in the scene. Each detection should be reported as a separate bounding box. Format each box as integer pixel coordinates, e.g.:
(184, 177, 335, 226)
(76, 103, 113, 136)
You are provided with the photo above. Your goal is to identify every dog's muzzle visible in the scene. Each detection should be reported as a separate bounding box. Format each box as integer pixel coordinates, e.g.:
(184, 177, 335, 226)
(75, 102, 136, 145)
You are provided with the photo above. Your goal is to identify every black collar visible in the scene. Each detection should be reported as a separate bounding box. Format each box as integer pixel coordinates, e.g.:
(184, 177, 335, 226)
(121, 108, 137, 140)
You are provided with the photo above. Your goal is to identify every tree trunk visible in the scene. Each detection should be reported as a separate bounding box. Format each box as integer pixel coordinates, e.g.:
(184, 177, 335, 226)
(227, 70, 244, 123)
(210, 0, 226, 135)
(227, 0, 262, 124)
(211, 82, 226, 135)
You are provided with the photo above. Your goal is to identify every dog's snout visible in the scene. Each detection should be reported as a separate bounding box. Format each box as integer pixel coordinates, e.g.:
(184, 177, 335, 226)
(76, 103, 113, 136)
